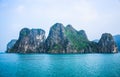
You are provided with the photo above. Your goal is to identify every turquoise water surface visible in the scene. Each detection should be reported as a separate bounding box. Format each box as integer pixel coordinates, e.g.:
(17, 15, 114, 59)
(0, 53, 120, 77)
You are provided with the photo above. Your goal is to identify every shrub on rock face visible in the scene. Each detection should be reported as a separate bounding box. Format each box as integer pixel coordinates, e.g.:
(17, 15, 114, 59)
(65, 25, 89, 52)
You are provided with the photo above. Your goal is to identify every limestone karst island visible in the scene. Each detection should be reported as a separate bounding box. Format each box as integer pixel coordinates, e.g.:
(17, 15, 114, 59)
(6, 23, 118, 54)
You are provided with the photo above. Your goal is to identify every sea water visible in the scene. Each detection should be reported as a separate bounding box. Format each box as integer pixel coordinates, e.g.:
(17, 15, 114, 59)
(0, 53, 120, 77)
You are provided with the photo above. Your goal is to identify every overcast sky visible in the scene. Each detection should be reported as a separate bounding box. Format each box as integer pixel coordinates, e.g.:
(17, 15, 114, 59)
(0, 0, 120, 51)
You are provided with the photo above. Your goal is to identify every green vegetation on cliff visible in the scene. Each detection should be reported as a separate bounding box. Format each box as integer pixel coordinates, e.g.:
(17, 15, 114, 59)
(65, 25, 89, 51)
(6, 23, 118, 53)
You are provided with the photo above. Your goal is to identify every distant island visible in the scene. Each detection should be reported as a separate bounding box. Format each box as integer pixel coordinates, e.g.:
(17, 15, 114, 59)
(6, 23, 119, 53)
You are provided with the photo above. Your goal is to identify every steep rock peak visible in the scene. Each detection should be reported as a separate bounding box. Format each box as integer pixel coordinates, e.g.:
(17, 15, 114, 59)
(78, 30, 88, 40)
(98, 33, 118, 53)
(66, 24, 77, 33)
(20, 28, 30, 37)
(10, 28, 46, 53)
(78, 30, 85, 34)
(99, 33, 113, 42)
(46, 23, 68, 53)
(66, 24, 73, 28)
(52, 23, 64, 29)
(48, 23, 65, 37)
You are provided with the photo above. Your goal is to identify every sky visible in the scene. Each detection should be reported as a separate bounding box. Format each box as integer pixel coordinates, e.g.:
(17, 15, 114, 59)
(0, 0, 120, 52)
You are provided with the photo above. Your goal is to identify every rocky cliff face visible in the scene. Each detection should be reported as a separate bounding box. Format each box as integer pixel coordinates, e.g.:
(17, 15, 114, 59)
(65, 24, 89, 53)
(84, 42, 98, 53)
(45, 23, 68, 53)
(46, 23, 89, 53)
(98, 33, 118, 53)
(9, 28, 46, 53)
(6, 39, 17, 52)
(6, 23, 118, 53)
